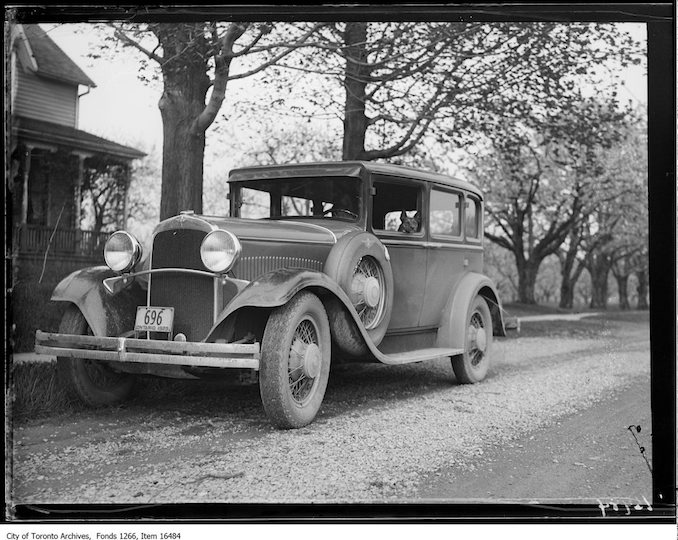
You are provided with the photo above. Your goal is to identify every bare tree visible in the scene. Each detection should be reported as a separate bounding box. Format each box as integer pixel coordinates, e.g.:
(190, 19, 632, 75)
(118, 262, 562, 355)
(102, 21, 324, 219)
(81, 158, 128, 234)
(266, 22, 640, 161)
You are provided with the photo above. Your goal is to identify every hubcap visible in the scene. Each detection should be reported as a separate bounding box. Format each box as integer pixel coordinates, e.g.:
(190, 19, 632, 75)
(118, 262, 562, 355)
(475, 327, 487, 352)
(350, 256, 386, 330)
(303, 343, 322, 379)
(363, 276, 381, 308)
(467, 310, 487, 367)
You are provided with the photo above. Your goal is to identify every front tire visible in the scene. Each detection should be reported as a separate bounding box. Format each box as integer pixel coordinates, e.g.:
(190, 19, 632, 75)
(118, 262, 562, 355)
(57, 305, 135, 406)
(451, 296, 493, 384)
(259, 291, 331, 429)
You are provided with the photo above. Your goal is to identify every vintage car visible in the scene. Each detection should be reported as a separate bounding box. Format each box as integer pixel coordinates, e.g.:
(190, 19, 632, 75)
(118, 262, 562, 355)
(36, 161, 507, 429)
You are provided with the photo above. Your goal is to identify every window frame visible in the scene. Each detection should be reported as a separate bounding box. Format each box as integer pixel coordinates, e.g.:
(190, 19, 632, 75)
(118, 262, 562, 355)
(229, 177, 364, 223)
(428, 185, 464, 242)
(368, 175, 426, 241)
(464, 194, 482, 243)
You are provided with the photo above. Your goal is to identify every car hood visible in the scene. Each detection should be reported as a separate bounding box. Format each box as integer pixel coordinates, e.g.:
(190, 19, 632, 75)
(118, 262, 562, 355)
(154, 214, 361, 245)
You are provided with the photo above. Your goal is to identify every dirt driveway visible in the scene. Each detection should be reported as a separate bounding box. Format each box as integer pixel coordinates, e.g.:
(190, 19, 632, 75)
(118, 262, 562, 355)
(8, 312, 652, 509)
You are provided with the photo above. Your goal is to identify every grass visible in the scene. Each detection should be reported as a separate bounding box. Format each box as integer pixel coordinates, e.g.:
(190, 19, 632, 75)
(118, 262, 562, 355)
(9, 360, 74, 420)
(503, 302, 591, 318)
(510, 309, 649, 339)
(11, 281, 67, 353)
(502, 302, 650, 319)
(9, 360, 252, 422)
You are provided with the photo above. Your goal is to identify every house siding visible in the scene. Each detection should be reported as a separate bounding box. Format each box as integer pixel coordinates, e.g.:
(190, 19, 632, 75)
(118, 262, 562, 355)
(13, 66, 77, 127)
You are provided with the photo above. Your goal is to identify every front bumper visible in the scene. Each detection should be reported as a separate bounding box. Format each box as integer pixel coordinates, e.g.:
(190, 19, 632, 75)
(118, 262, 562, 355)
(35, 330, 260, 370)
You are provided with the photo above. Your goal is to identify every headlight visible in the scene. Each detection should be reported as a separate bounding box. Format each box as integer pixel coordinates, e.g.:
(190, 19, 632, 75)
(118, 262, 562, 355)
(104, 231, 142, 273)
(200, 230, 241, 273)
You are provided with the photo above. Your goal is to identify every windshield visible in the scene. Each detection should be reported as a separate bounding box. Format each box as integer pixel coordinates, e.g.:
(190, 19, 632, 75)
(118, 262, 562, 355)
(232, 176, 362, 222)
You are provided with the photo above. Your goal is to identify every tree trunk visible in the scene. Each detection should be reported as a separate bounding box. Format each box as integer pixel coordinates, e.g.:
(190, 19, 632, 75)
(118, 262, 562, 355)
(558, 245, 585, 310)
(636, 269, 649, 310)
(515, 257, 541, 304)
(559, 279, 575, 310)
(156, 28, 211, 220)
(588, 257, 612, 309)
(615, 273, 630, 310)
(342, 22, 369, 161)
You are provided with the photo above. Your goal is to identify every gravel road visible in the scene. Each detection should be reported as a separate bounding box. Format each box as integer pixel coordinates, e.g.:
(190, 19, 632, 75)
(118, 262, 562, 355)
(9, 314, 650, 506)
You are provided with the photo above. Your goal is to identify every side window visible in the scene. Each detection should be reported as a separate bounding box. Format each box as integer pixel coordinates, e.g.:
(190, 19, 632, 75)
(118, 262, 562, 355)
(430, 188, 461, 237)
(465, 196, 481, 239)
(372, 179, 422, 234)
(239, 188, 271, 219)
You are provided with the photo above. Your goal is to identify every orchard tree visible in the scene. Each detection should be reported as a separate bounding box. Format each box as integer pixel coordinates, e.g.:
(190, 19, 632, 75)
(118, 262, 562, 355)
(557, 117, 647, 309)
(612, 247, 647, 310)
(103, 21, 323, 219)
(470, 96, 630, 304)
(580, 182, 647, 309)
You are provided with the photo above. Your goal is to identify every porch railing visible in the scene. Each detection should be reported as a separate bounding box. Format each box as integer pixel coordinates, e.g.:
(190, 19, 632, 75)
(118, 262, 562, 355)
(13, 224, 111, 258)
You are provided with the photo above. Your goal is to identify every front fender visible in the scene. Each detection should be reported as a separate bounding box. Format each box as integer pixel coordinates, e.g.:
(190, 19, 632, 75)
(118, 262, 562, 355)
(437, 272, 506, 350)
(206, 268, 365, 343)
(51, 266, 146, 337)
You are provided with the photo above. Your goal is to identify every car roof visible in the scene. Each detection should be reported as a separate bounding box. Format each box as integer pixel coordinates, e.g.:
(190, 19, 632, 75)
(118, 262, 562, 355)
(228, 161, 483, 198)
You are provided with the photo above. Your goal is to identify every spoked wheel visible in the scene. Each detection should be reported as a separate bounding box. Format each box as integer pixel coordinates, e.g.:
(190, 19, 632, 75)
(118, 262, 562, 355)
(259, 291, 331, 429)
(57, 305, 135, 406)
(349, 255, 387, 331)
(451, 296, 493, 384)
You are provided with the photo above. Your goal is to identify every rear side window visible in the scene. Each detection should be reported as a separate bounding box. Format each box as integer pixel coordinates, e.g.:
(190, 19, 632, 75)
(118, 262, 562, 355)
(430, 188, 462, 237)
(465, 196, 481, 239)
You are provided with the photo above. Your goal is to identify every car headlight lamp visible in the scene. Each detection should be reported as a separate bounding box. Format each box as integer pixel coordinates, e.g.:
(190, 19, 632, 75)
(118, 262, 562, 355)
(104, 231, 143, 273)
(200, 230, 241, 273)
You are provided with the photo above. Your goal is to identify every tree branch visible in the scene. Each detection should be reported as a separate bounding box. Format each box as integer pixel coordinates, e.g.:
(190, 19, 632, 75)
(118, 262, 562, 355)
(111, 25, 163, 64)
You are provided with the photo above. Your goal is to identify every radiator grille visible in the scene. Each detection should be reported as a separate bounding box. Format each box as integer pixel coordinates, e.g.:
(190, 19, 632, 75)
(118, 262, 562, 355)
(150, 229, 213, 341)
(233, 256, 324, 281)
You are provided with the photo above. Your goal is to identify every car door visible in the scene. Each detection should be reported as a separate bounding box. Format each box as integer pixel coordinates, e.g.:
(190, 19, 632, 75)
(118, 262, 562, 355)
(369, 175, 427, 331)
(420, 185, 480, 327)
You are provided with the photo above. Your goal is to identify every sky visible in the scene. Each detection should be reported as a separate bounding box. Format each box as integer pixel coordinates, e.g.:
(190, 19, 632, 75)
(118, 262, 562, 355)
(40, 22, 648, 160)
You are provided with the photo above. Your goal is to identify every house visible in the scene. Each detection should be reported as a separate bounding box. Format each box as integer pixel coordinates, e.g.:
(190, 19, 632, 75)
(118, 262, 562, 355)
(9, 23, 146, 261)
(8, 23, 147, 351)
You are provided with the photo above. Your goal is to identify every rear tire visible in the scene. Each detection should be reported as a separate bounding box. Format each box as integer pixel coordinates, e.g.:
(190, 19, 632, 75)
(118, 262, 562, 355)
(57, 305, 135, 406)
(259, 291, 331, 429)
(451, 296, 493, 384)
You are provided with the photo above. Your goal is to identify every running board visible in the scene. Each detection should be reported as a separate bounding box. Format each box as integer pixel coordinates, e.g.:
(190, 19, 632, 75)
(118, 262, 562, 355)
(376, 347, 464, 365)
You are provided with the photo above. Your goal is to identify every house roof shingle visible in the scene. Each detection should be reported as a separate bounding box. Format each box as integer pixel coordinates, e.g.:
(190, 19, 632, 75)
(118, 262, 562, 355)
(22, 24, 96, 88)
(14, 115, 146, 161)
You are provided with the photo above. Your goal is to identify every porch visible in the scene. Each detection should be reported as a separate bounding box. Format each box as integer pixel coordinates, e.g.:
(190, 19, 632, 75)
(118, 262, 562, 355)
(13, 223, 110, 258)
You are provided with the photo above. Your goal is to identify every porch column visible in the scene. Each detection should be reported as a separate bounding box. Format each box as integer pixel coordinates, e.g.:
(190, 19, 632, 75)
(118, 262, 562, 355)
(72, 152, 91, 254)
(20, 145, 33, 225)
(73, 153, 87, 228)
(120, 163, 131, 230)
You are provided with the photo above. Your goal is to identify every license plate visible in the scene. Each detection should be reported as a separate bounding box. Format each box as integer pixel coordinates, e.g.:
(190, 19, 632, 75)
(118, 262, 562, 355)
(135, 306, 174, 333)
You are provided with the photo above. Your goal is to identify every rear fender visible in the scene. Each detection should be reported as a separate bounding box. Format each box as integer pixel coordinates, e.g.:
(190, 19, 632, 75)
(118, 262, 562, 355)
(436, 272, 506, 350)
(51, 266, 146, 337)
